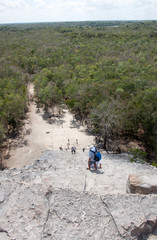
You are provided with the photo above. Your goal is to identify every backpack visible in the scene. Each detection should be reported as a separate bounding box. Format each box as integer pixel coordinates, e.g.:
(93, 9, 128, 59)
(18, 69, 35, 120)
(90, 146, 97, 155)
(94, 152, 102, 161)
(90, 147, 101, 161)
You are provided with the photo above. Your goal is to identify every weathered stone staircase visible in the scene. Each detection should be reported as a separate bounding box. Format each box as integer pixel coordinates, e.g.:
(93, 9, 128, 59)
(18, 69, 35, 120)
(0, 150, 157, 240)
(23, 150, 157, 195)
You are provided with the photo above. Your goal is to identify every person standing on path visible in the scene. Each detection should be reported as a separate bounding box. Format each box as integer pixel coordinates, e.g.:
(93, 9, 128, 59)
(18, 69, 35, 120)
(67, 139, 70, 149)
(71, 146, 76, 154)
(87, 145, 97, 170)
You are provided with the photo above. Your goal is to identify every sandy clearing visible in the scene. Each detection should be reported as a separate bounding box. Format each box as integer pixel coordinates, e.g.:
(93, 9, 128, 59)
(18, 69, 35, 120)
(5, 84, 95, 168)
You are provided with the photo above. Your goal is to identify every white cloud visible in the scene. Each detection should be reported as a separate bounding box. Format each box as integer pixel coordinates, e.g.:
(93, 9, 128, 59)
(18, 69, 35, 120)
(0, 0, 29, 9)
(0, 0, 156, 23)
(33, 0, 47, 8)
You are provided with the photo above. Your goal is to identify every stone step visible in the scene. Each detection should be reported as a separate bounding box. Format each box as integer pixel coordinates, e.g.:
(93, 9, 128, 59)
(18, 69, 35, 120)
(1, 150, 157, 240)
(3, 150, 157, 195)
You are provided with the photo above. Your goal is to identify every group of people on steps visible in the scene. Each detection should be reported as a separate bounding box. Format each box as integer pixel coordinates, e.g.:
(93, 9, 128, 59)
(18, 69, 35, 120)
(60, 139, 102, 171)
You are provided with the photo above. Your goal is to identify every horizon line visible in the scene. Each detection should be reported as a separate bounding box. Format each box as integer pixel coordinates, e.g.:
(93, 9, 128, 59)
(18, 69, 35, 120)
(0, 19, 157, 26)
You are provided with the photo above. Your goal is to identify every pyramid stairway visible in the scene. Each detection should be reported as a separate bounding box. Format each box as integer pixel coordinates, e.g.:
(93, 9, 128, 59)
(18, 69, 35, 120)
(1, 150, 157, 240)
(9, 149, 157, 195)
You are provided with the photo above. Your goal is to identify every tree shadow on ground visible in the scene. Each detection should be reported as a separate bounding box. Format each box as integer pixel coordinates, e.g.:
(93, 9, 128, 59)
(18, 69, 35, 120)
(48, 118, 65, 126)
(70, 114, 94, 136)
(25, 128, 32, 135)
(42, 110, 66, 126)
(70, 113, 84, 129)
(23, 140, 29, 146)
(70, 118, 81, 129)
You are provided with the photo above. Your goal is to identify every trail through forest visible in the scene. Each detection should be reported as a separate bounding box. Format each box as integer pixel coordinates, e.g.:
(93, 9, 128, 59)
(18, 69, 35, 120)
(5, 83, 95, 168)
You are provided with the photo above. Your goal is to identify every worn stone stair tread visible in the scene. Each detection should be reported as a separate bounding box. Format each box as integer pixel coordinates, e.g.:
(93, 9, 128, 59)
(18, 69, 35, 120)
(0, 150, 157, 239)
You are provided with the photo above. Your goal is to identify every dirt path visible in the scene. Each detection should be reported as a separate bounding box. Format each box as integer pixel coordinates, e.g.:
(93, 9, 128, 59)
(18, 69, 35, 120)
(5, 83, 95, 168)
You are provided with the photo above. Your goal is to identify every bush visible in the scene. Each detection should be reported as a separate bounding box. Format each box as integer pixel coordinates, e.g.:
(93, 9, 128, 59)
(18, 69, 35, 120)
(151, 162, 157, 168)
(129, 148, 147, 163)
(0, 124, 6, 145)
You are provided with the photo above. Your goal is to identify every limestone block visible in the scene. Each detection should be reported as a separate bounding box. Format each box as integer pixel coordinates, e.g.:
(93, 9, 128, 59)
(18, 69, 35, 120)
(127, 174, 157, 194)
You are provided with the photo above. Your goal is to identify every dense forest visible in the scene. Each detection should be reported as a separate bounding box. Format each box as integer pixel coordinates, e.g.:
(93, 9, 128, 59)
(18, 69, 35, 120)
(0, 21, 157, 164)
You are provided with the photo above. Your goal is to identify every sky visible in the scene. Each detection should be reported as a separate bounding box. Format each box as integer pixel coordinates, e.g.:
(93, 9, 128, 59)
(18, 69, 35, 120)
(0, 0, 157, 24)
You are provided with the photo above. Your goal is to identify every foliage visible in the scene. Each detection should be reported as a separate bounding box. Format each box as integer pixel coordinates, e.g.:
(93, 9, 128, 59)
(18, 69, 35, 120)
(0, 123, 6, 145)
(0, 21, 157, 159)
(34, 68, 63, 109)
(151, 162, 157, 168)
(129, 148, 147, 163)
(0, 73, 27, 145)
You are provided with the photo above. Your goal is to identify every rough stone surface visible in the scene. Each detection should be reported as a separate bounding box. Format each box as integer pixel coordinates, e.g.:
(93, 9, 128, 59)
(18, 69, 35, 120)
(148, 235, 157, 240)
(0, 150, 157, 239)
(0, 232, 11, 240)
(0, 186, 5, 203)
(127, 174, 157, 194)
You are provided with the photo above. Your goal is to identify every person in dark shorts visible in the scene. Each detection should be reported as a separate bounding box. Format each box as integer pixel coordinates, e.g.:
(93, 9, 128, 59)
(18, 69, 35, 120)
(71, 146, 76, 154)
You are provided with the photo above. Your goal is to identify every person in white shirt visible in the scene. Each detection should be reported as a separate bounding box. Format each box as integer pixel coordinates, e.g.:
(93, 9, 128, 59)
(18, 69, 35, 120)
(87, 145, 97, 170)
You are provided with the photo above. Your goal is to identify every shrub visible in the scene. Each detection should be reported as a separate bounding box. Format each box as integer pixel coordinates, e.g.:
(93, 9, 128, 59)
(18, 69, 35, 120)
(129, 148, 147, 163)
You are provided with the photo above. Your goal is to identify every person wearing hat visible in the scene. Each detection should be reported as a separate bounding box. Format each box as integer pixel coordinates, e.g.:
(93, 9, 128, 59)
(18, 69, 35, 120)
(87, 145, 97, 170)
